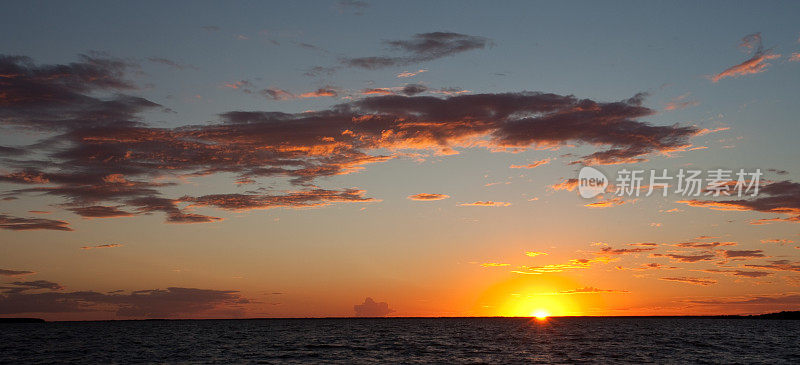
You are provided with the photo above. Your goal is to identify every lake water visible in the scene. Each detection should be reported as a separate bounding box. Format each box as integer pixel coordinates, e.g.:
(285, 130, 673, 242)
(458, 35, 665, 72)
(1, 317, 798, 363)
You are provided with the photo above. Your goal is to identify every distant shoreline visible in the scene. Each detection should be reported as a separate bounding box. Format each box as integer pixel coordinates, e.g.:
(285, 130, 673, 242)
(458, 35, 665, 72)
(2, 311, 799, 323)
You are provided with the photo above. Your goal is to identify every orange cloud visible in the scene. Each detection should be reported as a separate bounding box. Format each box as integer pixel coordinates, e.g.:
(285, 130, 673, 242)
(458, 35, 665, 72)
(407, 193, 450, 201)
(459, 201, 511, 207)
(480, 262, 510, 268)
(509, 158, 550, 169)
(81, 243, 123, 250)
(550, 178, 578, 191)
(512, 257, 613, 274)
(396, 69, 427, 78)
(584, 197, 628, 208)
(711, 33, 780, 82)
(660, 277, 717, 286)
(664, 93, 699, 111)
(556, 287, 629, 294)
(524, 251, 548, 257)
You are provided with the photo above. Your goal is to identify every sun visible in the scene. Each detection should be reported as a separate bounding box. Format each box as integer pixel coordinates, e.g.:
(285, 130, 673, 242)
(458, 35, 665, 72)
(532, 309, 550, 320)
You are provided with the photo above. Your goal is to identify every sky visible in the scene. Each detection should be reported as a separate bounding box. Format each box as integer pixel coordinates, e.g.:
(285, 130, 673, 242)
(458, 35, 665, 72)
(0, 0, 799, 320)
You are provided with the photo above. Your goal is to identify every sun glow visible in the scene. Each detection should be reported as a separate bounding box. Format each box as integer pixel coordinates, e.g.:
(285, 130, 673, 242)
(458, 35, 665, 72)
(532, 310, 549, 320)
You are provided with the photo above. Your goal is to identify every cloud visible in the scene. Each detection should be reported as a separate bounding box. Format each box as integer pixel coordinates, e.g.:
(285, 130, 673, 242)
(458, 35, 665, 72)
(69, 205, 134, 218)
(525, 251, 547, 257)
(0, 55, 699, 225)
(584, 197, 628, 208)
(397, 69, 427, 78)
(556, 287, 629, 294)
(0, 269, 35, 277)
(260, 87, 297, 100)
(343, 32, 491, 69)
(201, 25, 219, 32)
(0, 214, 72, 231)
(711, 33, 780, 82)
(677, 180, 800, 223)
(407, 193, 450, 201)
(664, 93, 699, 111)
(550, 178, 579, 191)
(721, 249, 765, 259)
(509, 158, 550, 169)
(651, 252, 716, 263)
(229, 82, 340, 100)
(675, 241, 736, 248)
(689, 293, 800, 306)
(703, 269, 771, 278)
(459, 201, 511, 207)
(596, 246, 656, 255)
(760, 238, 795, 245)
(744, 260, 800, 272)
(80, 243, 123, 250)
(181, 189, 375, 211)
(1, 280, 63, 293)
(480, 262, 510, 267)
(512, 257, 613, 274)
(400, 83, 428, 96)
(0, 286, 247, 317)
(353, 297, 393, 317)
(660, 277, 717, 286)
(146, 57, 197, 71)
(790, 53, 800, 62)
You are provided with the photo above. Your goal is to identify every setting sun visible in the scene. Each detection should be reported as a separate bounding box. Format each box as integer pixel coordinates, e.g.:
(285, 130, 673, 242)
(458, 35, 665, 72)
(532, 310, 550, 320)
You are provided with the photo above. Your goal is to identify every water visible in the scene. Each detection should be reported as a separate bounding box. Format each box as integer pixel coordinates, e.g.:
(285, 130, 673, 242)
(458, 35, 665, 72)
(1, 317, 798, 363)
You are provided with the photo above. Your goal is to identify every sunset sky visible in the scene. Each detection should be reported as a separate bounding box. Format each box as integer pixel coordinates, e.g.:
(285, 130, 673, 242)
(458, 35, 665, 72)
(1, 1, 799, 320)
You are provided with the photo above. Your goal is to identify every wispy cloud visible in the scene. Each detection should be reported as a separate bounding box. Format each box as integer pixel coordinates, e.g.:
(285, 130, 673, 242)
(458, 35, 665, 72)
(711, 33, 780, 82)
(660, 277, 717, 286)
(459, 201, 511, 207)
(80, 243, 123, 250)
(342, 32, 491, 69)
(407, 193, 450, 201)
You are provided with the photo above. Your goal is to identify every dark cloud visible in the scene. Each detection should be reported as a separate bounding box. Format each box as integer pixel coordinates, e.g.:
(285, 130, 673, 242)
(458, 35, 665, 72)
(146, 57, 197, 71)
(721, 249, 765, 259)
(0, 269, 35, 277)
(651, 252, 716, 263)
(0, 145, 25, 156)
(660, 277, 716, 286)
(401, 83, 428, 96)
(689, 293, 800, 306)
(0, 286, 246, 317)
(69, 205, 134, 218)
(181, 189, 375, 211)
(0, 54, 154, 131)
(353, 297, 393, 317)
(343, 32, 491, 69)
(675, 241, 736, 248)
(0, 214, 72, 231)
(703, 269, 771, 278)
(678, 181, 800, 223)
(80, 243, 122, 250)
(1, 55, 699, 225)
(596, 246, 656, 255)
(744, 260, 800, 272)
(1, 280, 63, 293)
(201, 25, 220, 32)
